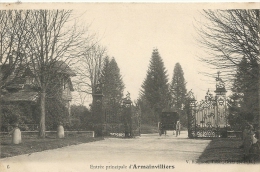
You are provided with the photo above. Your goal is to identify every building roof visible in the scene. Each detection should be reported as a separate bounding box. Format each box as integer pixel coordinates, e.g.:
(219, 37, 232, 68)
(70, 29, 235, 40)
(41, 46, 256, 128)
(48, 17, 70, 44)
(2, 91, 39, 103)
(1, 60, 75, 102)
(52, 61, 76, 76)
(1, 60, 76, 80)
(1, 61, 76, 88)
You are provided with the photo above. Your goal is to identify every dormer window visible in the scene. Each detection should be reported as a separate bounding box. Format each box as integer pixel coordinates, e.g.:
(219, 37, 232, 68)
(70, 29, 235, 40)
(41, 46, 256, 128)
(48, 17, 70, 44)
(25, 76, 34, 85)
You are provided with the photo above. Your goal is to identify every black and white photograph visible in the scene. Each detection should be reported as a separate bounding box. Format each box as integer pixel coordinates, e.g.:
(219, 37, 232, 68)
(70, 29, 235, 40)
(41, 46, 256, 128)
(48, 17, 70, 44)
(0, 2, 259, 172)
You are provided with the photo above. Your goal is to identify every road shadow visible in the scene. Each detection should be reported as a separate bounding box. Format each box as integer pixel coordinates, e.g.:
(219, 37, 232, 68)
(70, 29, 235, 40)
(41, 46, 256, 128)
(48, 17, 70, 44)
(197, 138, 246, 163)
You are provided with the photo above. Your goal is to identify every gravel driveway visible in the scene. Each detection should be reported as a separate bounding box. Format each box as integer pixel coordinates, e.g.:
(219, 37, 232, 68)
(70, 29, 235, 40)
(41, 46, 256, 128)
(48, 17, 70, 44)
(0, 131, 211, 172)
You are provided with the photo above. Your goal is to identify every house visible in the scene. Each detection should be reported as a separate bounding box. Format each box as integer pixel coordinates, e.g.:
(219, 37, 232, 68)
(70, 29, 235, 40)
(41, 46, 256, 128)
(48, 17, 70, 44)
(1, 61, 76, 131)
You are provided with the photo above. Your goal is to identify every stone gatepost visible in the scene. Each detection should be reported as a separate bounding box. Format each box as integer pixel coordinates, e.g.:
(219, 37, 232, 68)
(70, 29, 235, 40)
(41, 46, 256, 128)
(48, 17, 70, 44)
(11, 124, 22, 144)
(57, 124, 65, 138)
(123, 92, 132, 138)
(92, 80, 104, 137)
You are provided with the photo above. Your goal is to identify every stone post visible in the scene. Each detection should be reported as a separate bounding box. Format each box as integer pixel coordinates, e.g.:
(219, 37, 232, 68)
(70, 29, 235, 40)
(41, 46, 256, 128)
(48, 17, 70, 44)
(57, 125, 65, 138)
(11, 124, 22, 144)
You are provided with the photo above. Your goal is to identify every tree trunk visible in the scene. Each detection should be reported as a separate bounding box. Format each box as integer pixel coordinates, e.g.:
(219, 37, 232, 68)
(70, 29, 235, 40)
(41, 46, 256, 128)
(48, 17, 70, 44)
(39, 90, 46, 138)
(0, 71, 2, 133)
(256, 10, 260, 141)
(258, 64, 260, 139)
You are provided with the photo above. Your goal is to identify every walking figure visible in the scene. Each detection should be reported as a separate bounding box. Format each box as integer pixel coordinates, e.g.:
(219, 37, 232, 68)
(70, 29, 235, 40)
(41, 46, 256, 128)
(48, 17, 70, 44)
(176, 120, 181, 137)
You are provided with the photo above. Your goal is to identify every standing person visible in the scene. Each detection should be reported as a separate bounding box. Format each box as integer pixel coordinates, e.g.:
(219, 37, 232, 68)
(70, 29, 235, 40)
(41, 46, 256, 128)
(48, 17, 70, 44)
(243, 124, 255, 159)
(176, 120, 181, 137)
(249, 129, 260, 162)
(173, 122, 176, 135)
(240, 122, 249, 148)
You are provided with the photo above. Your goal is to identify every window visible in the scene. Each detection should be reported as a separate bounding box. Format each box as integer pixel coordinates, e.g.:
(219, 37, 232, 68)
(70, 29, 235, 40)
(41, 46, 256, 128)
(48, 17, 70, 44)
(25, 76, 34, 85)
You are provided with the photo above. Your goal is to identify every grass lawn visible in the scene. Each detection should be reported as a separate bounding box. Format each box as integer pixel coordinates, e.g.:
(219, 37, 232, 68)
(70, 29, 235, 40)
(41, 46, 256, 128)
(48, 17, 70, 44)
(0, 134, 103, 159)
(197, 138, 259, 163)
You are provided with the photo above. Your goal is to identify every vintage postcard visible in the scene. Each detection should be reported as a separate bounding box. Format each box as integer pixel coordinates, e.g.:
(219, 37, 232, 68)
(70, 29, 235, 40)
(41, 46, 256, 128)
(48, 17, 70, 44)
(0, 2, 260, 172)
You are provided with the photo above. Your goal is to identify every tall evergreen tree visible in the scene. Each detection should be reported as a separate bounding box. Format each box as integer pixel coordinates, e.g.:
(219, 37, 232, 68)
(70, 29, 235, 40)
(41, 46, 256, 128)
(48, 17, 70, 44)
(101, 56, 111, 102)
(228, 57, 259, 128)
(101, 57, 125, 123)
(140, 49, 170, 123)
(170, 63, 187, 127)
(170, 63, 187, 109)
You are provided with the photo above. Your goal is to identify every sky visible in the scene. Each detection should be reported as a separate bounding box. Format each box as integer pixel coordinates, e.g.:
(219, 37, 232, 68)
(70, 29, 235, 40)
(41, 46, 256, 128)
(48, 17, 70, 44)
(70, 3, 224, 106)
(4, 3, 253, 106)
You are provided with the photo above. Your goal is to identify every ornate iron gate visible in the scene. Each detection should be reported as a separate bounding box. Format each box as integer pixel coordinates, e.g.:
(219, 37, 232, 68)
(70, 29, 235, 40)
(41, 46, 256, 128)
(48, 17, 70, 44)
(188, 73, 229, 138)
(103, 108, 125, 137)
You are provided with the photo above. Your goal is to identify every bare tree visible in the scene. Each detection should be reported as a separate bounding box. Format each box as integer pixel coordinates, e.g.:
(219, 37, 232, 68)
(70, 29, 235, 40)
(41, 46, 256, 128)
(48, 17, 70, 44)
(197, 10, 259, 76)
(0, 10, 31, 86)
(74, 42, 106, 103)
(23, 10, 85, 138)
(0, 10, 31, 132)
(197, 10, 260, 126)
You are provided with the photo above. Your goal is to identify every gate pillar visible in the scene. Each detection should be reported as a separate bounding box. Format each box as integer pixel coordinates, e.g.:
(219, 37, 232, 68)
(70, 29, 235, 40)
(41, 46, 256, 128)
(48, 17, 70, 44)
(187, 90, 197, 138)
(214, 72, 227, 137)
(122, 92, 132, 138)
(92, 80, 104, 137)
